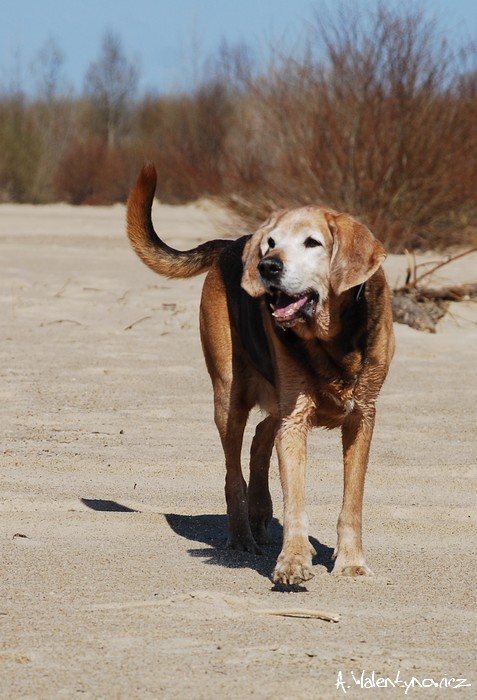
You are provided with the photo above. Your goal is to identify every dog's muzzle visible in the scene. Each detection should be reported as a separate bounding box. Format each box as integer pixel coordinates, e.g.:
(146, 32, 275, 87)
(268, 289, 319, 325)
(258, 256, 319, 326)
(258, 256, 283, 282)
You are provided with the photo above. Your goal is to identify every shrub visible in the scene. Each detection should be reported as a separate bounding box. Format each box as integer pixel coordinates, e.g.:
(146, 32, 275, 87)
(54, 138, 139, 204)
(0, 97, 43, 202)
(220, 5, 477, 250)
(134, 82, 233, 203)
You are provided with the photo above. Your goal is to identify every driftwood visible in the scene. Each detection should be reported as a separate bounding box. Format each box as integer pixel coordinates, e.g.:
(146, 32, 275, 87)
(257, 608, 340, 623)
(391, 248, 477, 332)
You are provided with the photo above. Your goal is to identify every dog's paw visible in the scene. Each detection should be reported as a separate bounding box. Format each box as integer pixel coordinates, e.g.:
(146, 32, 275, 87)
(250, 517, 271, 545)
(332, 544, 374, 577)
(272, 551, 314, 585)
(226, 533, 262, 555)
(332, 562, 374, 577)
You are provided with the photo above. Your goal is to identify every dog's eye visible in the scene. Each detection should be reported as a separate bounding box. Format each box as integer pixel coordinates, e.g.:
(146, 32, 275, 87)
(267, 237, 275, 249)
(304, 237, 322, 248)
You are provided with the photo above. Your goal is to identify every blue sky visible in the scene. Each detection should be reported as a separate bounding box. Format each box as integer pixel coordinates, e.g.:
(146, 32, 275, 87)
(2, 0, 477, 95)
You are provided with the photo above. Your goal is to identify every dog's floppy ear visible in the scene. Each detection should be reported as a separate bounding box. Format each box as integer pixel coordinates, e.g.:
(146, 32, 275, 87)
(242, 211, 284, 296)
(241, 232, 265, 297)
(326, 213, 386, 296)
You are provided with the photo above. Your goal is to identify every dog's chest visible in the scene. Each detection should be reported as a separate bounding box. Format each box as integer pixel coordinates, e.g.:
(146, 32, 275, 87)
(292, 339, 363, 428)
(312, 383, 356, 428)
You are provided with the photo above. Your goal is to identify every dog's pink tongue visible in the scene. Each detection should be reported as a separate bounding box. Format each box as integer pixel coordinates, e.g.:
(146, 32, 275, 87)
(272, 293, 308, 321)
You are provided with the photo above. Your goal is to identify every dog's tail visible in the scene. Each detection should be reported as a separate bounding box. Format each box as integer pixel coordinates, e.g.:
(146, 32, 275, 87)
(126, 163, 229, 278)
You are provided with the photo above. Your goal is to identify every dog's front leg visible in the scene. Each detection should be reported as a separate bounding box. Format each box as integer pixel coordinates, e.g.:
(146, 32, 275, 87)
(333, 408, 375, 576)
(273, 413, 316, 585)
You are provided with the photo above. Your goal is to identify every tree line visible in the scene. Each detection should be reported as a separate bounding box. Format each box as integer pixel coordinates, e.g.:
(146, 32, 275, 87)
(1, 5, 476, 251)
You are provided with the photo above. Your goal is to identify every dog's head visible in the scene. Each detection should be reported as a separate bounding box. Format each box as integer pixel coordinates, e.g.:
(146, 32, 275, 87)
(241, 206, 385, 330)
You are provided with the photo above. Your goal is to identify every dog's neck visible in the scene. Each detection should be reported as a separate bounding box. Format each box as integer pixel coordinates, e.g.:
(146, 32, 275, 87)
(274, 284, 368, 385)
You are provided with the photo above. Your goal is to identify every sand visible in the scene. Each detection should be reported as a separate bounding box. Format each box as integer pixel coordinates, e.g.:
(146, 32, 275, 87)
(1, 200, 476, 699)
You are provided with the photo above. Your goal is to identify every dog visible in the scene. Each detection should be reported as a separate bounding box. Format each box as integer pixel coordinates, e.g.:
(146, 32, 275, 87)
(126, 163, 394, 585)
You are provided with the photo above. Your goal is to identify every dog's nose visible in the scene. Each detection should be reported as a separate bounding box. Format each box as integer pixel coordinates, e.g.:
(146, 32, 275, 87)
(258, 256, 283, 281)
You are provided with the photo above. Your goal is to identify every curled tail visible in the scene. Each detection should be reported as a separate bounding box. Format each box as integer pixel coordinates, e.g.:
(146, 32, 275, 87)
(126, 163, 229, 278)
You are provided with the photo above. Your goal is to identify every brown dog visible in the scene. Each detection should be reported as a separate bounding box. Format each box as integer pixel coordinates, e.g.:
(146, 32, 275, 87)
(127, 164, 394, 585)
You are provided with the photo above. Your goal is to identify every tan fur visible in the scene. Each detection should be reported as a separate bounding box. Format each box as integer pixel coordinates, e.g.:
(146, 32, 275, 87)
(127, 164, 395, 585)
(127, 163, 228, 278)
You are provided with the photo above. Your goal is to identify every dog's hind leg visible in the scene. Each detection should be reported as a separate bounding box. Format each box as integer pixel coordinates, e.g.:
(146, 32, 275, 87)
(200, 265, 260, 554)
(213, 388, 261, 554)
(248, 415, 278, 544)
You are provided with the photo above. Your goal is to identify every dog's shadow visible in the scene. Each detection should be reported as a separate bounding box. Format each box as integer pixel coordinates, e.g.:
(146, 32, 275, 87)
(164, 513, 335, 584)
(80, 500, 334, 585)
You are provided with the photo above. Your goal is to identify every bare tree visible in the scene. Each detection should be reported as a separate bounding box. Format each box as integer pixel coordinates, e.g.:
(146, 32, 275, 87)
(84, 31, 140, 147)
(28, 38, 75, 201)
(33, 37, 67, 101)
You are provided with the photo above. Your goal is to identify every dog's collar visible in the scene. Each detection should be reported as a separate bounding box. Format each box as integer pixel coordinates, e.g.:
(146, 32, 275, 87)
(356, 282, 365, 301)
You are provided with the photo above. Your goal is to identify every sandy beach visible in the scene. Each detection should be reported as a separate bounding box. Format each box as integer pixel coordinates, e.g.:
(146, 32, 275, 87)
(1, 200, 476, 698)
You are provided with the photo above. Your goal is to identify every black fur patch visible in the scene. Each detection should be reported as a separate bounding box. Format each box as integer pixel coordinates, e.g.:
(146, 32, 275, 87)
(219, 237, 274, 385)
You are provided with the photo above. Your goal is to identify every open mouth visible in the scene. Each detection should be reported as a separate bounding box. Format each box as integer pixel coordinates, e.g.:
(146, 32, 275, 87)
(268, 288, 319, 326)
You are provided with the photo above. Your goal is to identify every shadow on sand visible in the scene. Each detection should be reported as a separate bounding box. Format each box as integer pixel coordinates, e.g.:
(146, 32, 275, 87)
(80, 498, 138, 513)
(164, 512, 335, 587)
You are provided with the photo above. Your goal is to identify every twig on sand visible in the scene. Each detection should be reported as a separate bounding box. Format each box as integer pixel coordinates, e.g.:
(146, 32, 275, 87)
(399, 247, 477, 290)
(42, 319, 83, 326)
(257, 608, 340, 622)
(124, 315, 152, 331)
